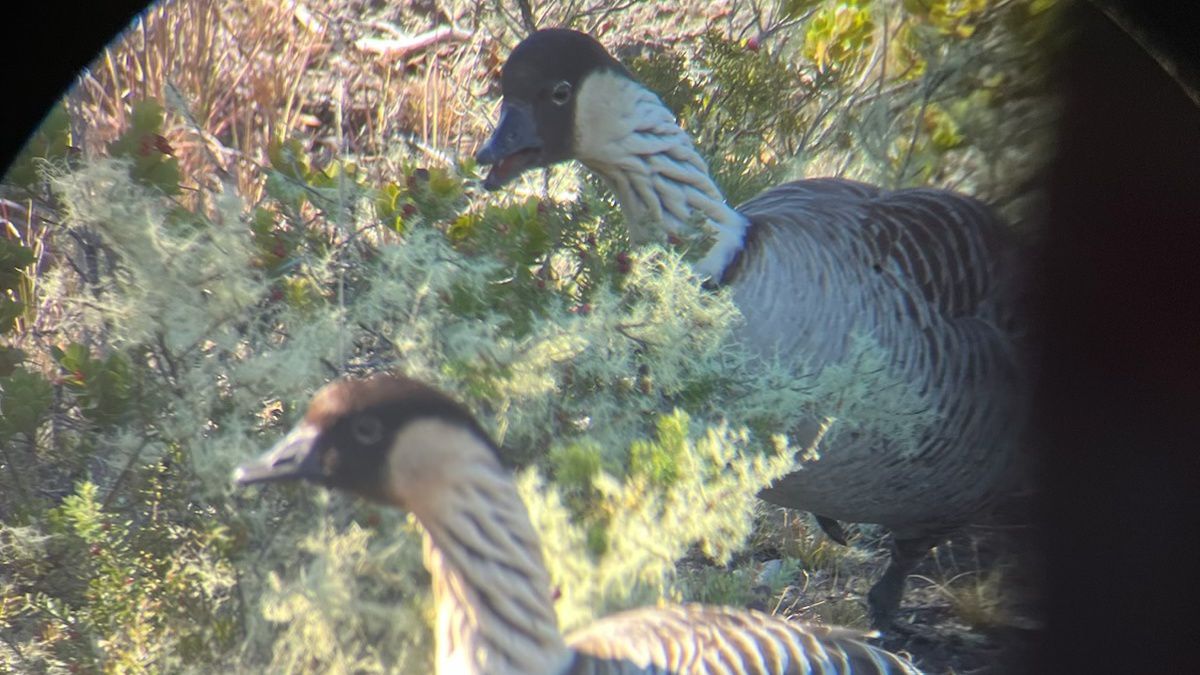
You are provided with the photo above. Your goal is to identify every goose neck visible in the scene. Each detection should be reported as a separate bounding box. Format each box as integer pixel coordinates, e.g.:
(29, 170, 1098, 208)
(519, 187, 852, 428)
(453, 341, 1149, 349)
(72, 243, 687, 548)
(574, 69, 750, 280)
(414, 440, 571, 674)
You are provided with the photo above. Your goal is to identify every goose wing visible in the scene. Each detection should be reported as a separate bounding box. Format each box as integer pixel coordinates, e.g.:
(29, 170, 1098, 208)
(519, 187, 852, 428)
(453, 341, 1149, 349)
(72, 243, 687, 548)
(564, 604, 922, 674)
(733, 177, 1022, 328)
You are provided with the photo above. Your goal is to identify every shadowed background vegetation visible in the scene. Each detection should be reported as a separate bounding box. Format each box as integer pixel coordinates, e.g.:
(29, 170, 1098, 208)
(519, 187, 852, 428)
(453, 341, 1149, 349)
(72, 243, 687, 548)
(1, 0, 1059, 672)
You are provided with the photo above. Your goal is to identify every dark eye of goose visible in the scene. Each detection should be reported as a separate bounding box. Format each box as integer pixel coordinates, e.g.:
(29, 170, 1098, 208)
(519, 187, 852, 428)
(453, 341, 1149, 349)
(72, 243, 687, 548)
(550, 80, 572, 105)
(351, 414, 383, 445)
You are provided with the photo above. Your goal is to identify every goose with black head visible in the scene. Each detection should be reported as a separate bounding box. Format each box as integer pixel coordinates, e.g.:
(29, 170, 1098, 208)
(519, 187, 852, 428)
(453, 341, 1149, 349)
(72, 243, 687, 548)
(475, 29, 1029, 629)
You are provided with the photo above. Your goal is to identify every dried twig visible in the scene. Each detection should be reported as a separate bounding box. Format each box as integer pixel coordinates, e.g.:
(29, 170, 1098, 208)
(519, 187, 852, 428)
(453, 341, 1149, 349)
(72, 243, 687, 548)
(355, 26, 473, 59)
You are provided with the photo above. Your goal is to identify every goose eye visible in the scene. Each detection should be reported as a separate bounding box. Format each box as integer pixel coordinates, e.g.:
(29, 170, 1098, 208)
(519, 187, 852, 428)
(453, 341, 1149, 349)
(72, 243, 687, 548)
(351, 414, 383, 445)
(551, 80, 572, 105)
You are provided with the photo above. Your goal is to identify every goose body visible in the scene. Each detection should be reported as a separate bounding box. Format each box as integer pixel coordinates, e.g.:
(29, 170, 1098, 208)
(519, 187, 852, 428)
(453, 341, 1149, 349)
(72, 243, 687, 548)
(475, 29, 1027, 627)
(235, 375, 923, 674)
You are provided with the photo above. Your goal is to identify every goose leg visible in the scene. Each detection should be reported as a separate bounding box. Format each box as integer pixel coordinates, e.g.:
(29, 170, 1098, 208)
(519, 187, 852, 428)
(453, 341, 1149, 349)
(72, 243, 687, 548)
(867, 533, 938, 630)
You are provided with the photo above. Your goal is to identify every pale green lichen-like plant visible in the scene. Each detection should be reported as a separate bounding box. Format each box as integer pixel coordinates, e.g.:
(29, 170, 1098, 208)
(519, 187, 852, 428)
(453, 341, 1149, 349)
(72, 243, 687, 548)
(11, 143, 935, 672)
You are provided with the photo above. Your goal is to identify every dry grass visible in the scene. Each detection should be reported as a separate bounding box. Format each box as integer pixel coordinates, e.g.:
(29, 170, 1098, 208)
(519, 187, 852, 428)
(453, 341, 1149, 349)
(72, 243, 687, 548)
(69, 0, 319, 199)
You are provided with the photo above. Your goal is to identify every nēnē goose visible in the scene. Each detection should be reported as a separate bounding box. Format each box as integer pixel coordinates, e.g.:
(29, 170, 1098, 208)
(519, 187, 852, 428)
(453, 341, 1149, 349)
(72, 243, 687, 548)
(235, 374, 923, 675)
(474, 29, 1028, 628)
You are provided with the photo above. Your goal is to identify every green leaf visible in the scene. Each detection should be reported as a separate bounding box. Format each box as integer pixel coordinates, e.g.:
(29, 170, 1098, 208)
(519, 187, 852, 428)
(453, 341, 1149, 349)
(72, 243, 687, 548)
(267, 136, 311, 181)
(0, 345, 25, 376)
(0, 298, 24, 334)
(0, 367, 53, 438)
(108, 99, 181, 195)
(0, 238, 36, 290)
(51, 343, 135, 428)
(628, 411, 690, 486)
(550, 441, 602, 491)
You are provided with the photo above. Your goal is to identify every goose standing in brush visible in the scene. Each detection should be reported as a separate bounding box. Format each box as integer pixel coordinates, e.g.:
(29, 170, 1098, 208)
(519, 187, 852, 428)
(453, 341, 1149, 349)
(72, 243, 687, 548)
(235, 374, 923, 674)
(474, 29, 1027, 628)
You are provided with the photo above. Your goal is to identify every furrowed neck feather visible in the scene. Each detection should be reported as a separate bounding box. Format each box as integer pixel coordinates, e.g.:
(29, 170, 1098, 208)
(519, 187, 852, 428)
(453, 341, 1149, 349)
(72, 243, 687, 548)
(573, 69, 750, 280)
(393, 421, 571, 675)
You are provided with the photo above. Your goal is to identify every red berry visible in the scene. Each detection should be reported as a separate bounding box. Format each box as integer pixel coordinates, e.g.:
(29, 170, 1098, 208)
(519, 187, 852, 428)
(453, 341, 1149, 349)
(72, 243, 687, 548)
(89, 543, 102, 556)
(401, 203, 418, 218)
(746, 36, 761, 52)
(616, 251, 632, 274)
(153, 134, 175, 156)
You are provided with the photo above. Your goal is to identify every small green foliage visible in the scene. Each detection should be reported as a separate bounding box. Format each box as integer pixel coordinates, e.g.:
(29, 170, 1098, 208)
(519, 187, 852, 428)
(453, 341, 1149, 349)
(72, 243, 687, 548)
(550, 440, 603, 492)
(0, 297, 23, 335)
(29, 476, 240, 670)
(51, 343, 135, 429)
(439, 357, 508, 401)
(375, 182, 412, 233)
(107, 99, 180, 195)
(0, 367, 53, 438)
(0, 345, 25, 376)
(0, 238, 36, 290)
(268, 136, 312, 182)
(628, 410, 689, 486)
(250, 207, 291, 272)
(904, 0, 989, 38)
(804, 0, 875, 74)
(678, 558, 802, 608)
(0, 235, 37, 334)
(623, 47, 703, 119)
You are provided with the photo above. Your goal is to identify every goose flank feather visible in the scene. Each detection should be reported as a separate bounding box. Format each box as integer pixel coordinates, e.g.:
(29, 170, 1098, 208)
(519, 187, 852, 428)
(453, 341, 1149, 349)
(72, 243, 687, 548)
(235, 374, 923, 675)
(474, 29, 1028, 629)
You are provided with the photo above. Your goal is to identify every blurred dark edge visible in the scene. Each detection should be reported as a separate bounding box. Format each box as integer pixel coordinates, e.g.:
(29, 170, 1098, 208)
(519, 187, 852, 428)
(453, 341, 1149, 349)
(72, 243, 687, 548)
(1034, 1, 1200, 673)
(0, 0, 146, 168)
(1, 1, 1199, 672)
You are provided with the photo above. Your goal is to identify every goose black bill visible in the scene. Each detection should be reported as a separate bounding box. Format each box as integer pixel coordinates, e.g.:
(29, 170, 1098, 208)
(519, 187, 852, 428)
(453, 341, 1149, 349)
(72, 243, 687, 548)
(475, 101, 543, 190)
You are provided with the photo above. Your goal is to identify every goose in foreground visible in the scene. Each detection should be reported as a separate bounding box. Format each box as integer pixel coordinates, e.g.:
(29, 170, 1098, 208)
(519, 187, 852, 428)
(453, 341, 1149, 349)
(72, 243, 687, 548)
(235, 374, 923, 674)
(475, 29, 1028, 628)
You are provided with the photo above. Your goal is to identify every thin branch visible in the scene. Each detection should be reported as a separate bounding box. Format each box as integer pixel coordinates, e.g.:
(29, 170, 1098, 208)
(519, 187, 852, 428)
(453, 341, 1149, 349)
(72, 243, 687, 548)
(514, 0, 538, 35)
(355, 26, 474, 59)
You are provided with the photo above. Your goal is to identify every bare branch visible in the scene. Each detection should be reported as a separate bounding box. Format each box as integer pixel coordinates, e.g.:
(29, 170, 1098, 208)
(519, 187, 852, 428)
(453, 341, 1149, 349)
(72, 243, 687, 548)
(355, 26, 474, 59)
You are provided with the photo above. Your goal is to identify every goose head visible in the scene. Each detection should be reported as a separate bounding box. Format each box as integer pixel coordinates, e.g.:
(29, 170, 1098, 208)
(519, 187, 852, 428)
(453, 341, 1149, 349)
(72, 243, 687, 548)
(475, 29, 631, 190)
(234, 375, 498, 514)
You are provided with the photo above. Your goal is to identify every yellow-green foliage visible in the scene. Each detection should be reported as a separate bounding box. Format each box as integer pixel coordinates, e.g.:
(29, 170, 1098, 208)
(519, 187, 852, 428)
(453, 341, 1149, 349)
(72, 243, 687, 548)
(3, 148, 928, 672)
(258, 515, 432, 673)
(522, 414, 797, 633)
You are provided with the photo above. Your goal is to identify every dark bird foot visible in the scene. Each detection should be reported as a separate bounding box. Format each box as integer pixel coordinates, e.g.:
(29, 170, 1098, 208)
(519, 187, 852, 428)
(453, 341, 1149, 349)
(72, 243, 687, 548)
(867, 534, 939, 630)
(867, 573, 905, 630)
